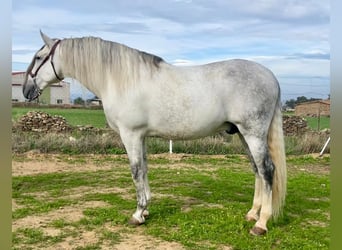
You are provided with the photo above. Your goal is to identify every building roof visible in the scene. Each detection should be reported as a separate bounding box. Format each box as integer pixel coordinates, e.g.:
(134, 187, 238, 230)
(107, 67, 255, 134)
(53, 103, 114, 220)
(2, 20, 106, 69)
(296, 99, 330, 106)
(12, 71, 25, 75)
(12, 71, 26, 75)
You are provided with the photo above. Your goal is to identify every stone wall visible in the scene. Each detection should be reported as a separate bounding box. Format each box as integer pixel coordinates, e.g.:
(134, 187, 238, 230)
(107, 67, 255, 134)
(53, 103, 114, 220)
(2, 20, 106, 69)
(282, 115, 308, 136)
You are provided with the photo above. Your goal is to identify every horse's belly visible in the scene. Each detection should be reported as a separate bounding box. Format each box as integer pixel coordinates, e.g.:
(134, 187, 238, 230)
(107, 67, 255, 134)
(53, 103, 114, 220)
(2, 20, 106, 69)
(147, 115, 228, 140)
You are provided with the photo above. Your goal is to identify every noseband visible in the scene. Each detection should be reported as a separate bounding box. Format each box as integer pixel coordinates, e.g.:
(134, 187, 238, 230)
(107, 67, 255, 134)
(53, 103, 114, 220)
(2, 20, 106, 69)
(29, 40, 63, 81)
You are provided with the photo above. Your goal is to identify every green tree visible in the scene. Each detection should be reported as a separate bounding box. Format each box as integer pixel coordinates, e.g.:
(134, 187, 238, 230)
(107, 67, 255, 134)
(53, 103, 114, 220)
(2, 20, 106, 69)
(284, 96, 321, 109)
(296, 96, 309, 104)
(73, 97, 85, 105)
(285, 99, 296, 109)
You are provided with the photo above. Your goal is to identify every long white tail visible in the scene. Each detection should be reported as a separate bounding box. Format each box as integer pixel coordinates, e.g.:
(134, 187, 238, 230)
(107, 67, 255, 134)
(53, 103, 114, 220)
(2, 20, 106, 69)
(268, 99, 287, 219)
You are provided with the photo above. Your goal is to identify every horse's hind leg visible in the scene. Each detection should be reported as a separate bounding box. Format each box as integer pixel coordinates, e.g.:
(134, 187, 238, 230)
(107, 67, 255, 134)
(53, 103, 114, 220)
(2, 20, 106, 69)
(119, 129, 151, 225)
(247, 176, 262, 222)
(240, 133, 274, 235)
(238, 134, 262, 222)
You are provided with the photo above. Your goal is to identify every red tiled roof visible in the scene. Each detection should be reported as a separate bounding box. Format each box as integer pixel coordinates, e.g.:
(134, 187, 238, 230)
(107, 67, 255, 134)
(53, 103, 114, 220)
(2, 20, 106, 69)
(12, 71, 25, 75)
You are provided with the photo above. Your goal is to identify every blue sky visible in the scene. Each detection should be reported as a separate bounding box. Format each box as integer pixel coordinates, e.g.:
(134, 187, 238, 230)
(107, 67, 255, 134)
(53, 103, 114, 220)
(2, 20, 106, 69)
(12, 0, 330, 102)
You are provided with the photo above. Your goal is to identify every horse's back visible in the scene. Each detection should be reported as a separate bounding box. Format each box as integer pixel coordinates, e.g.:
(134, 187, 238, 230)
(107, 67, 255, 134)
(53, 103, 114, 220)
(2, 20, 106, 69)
(159, 59, 280, 118)
(201, 59, 279, 93)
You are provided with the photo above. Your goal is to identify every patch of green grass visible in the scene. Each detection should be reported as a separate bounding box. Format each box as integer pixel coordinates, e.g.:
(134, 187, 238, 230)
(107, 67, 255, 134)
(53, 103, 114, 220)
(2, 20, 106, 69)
(13, 227, 67, 248)
(49, 218, 71, 228)
(181, 155, 249, 166)
(287, 155, 330, 165)
(12, 155, 330, 249)
(305, 116, 330, 130)
(100, 230, 121, 245)
(12, 107, 107, 128)
(75, 244, 101, 250)
(13, 198, 76, 220)
(146, 170, 330, 249)
(13, 228, 45, 244)
(13, 171, 118, 195)
(83, 193, 134, 210)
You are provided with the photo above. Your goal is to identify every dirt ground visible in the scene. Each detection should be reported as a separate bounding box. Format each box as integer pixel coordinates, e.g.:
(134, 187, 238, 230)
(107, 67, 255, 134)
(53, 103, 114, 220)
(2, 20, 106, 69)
(12, 151, 329, 177)
(12, 152, 192, 250)
(12, 152, 328, 249)
(12, 152, 238, 250)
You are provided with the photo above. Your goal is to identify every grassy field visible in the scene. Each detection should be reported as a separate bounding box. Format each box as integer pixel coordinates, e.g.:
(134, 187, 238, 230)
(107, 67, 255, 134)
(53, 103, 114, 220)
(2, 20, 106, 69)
(305, 116, 330, 131)
(12, 154, 330, 249)
(12, 107, 330, 130)
(283, 111, 330, 130)
(12, 108, 330, 248)
(12, 107, 107, 128)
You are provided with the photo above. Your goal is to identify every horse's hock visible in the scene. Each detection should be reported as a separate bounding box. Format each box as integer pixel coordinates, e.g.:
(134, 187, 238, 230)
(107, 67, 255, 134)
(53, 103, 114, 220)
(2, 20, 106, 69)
(14, 111, 72, 133)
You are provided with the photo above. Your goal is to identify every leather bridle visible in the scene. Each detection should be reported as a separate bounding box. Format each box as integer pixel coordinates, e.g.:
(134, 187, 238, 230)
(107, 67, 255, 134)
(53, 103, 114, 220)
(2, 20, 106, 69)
(29, 39, 63, 81)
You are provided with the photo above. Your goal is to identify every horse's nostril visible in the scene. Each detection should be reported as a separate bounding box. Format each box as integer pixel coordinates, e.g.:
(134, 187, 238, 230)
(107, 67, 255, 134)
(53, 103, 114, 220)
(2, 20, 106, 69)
(23, 82, 41, 101)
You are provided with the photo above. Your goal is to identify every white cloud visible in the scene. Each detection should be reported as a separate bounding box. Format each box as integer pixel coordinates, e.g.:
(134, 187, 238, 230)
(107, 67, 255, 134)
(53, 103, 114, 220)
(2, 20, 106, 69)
(252, 56, 329, 78)
(171, 59, 196, 66)
(12, 0, 330, 100)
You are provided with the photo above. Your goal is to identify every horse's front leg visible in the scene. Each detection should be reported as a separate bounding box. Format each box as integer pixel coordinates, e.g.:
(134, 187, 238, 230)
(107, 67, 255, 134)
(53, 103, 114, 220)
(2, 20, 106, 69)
(141, 141, 151, 219)
(120, 129, 150, 225)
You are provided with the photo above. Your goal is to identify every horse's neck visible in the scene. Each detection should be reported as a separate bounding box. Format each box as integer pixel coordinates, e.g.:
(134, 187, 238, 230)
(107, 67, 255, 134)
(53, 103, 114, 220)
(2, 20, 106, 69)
(58, 38, 165, 99)
(59, 52, 104, 98)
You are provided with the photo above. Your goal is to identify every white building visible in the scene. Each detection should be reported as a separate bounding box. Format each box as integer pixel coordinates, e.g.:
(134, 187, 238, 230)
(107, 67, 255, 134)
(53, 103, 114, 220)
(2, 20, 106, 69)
(12, 72, 70, 104)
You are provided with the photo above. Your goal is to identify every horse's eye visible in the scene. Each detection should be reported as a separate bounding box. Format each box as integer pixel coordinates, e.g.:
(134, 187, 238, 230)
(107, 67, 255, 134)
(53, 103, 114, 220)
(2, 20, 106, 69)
(35, 56, 42, 60)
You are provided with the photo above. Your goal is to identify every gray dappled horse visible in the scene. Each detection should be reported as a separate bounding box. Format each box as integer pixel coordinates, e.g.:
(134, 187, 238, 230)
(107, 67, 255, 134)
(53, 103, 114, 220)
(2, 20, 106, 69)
(23, 31, 286, 235)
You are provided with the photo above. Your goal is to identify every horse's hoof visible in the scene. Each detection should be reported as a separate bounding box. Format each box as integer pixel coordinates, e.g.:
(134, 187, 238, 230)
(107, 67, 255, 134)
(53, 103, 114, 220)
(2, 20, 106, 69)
(249, 226, 267, 236)
(128, 217, 144, 226)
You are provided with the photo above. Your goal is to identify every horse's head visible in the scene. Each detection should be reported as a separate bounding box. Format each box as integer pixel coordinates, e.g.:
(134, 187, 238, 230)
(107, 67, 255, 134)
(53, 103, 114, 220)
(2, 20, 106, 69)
(23, 31, 64, 101)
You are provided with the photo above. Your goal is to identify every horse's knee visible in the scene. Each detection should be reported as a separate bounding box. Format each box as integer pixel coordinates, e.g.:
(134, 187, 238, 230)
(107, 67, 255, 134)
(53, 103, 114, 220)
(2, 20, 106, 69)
(130, 163, 142, 180)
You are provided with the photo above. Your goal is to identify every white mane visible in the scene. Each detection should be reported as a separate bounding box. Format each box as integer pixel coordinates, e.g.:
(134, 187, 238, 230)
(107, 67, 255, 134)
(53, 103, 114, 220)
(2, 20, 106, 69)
(59, 37, 165, 93)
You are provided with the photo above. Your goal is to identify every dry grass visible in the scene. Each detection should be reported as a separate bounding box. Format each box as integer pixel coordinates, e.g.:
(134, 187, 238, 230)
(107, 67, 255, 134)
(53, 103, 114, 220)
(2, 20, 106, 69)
(12, 129, 329, 155)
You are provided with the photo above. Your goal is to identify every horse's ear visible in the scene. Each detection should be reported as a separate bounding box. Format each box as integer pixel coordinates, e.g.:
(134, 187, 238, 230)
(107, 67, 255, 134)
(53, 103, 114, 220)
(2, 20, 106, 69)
(40, 30, 54, 48)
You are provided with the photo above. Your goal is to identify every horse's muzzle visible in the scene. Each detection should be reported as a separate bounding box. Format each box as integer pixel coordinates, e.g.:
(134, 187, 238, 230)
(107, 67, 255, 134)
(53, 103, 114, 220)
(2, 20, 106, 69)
(22, 80, 42, 101)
